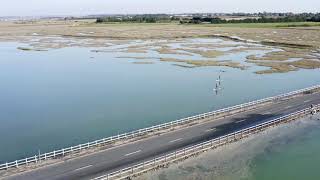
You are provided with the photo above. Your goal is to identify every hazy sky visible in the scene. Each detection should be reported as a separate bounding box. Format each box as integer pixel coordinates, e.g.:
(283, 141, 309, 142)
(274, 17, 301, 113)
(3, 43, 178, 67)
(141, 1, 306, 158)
(2, 0, 320, 16)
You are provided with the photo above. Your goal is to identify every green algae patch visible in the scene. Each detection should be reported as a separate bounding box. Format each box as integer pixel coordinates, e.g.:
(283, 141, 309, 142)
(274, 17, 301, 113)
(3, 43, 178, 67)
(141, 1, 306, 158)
(17, 47, 48, 51)
(172, 64, 196, 68)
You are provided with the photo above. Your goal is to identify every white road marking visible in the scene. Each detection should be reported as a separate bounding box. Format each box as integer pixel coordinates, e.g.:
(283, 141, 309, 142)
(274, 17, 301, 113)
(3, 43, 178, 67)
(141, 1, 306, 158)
(124, 150, 141, 157)
(205, 128, 217, 132)
(304, 100, 311, 103)
(263, 111, 271, 115)
(236, 119, 246, 123)
(74, 165, 93, 172)
(286, 105, 292, 109)
(169, 138, 183, 143)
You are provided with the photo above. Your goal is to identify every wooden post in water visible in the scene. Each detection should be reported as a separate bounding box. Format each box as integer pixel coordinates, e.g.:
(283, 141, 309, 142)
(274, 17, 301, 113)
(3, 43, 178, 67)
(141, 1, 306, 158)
(38, 150, 40, 163)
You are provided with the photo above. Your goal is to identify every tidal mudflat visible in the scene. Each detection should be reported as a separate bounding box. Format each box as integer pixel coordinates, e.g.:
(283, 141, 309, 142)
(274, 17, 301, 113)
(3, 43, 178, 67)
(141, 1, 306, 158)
(7, 35, 320, 74)
(1, 21, 320, 73)
(0, 37, 320, 163)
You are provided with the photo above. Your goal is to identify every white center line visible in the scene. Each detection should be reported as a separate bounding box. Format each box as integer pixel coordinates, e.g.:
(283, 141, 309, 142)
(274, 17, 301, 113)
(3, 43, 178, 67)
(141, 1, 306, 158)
(263, 111, 271, 115)
(205, 128, 217, 132)
(286, 105, 292, 109)
(236, 119, 246, 123)
(169, 138, 183, 143)
(304, 100, 311, 103)
(124, 150, 141, 157)
(74, 165, 93, 172)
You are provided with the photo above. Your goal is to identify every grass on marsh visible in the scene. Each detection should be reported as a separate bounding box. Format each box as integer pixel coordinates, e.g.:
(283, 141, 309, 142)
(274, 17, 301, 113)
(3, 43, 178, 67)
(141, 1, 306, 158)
(251, 59, 320, 74)
(246, 48, 311, 61)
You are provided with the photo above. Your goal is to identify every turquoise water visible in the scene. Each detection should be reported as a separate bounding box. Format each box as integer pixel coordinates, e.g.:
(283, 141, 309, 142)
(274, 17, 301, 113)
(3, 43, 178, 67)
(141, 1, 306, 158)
(0, 40, 320, 163)
(250, 120, 320, 180)
(137, 118, 320, 180)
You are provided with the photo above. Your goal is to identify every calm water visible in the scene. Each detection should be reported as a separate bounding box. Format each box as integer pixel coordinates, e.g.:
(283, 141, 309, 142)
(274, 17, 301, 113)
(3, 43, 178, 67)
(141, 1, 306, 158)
(250, 119, 320, 180)
(137, 116, 320, 180)
(0, 40, 320, 164)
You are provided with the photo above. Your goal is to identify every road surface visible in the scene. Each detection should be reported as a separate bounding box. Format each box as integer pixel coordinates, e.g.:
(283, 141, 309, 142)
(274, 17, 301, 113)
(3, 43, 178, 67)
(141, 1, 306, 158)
(4, 92, 320, 180)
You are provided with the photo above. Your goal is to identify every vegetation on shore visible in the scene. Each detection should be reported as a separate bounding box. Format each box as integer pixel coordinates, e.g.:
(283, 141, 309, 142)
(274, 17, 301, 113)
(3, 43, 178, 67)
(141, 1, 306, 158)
(95, 13, 320, 26)
(3, 19, 320, 74)
(96, 14, 178, 23)
(191, 21, 320, 28)
(183, 13, 320, 24)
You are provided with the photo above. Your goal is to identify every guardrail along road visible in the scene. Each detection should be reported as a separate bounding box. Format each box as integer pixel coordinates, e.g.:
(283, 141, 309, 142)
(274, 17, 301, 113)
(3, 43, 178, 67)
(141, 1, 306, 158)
(2, 86, 320, 180)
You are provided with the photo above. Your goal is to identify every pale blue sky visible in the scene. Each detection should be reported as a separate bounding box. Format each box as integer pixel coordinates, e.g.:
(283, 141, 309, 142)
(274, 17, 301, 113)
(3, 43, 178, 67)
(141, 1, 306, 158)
(2, 0, 319, 16)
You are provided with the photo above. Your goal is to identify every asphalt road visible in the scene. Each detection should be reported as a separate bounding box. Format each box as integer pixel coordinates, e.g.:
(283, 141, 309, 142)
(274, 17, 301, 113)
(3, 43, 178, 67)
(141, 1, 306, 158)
(4, 92, 320, 180)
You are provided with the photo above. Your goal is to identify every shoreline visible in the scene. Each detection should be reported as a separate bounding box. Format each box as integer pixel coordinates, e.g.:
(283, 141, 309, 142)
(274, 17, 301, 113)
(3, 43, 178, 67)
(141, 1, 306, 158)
(0, 20, 319, 74)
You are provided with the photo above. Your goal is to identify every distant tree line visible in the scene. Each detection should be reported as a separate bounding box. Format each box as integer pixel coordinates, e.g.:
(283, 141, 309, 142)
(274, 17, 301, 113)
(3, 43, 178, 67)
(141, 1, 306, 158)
(183, 13, 320, 24)
(309, 14, 320, 22)
(95, 13, 320, 24)
(96, 14, 179, 23)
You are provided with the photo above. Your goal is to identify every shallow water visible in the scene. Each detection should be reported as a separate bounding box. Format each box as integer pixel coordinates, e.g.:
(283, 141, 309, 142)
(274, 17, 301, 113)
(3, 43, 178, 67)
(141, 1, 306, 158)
(250, 118, 320, 180)
(0, 38, 320, 163)
(137, 116, 320, 180)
